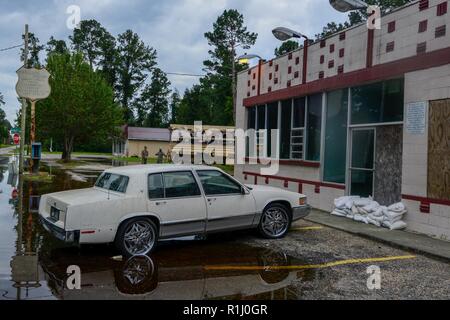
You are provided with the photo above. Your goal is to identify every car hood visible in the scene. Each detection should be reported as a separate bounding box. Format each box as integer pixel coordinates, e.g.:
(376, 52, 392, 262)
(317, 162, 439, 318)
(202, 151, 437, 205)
(45, 187, 115, 206)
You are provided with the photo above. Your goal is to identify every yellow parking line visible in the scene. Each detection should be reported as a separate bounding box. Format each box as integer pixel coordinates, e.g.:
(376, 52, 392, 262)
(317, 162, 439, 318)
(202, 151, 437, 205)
(204, 255, 416, 271)
(291, 226, 324, 231)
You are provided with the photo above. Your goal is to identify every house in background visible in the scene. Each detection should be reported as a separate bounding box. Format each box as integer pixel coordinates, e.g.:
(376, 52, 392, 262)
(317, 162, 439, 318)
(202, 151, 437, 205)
(113, 126, 172, 158)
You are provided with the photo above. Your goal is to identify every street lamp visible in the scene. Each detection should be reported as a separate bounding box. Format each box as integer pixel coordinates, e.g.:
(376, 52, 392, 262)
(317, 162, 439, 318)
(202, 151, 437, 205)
(329, 0, 368, 12)
(272, 27, 309, 41)
(272, 27, 311, 84)
(237, 53, 263, 65)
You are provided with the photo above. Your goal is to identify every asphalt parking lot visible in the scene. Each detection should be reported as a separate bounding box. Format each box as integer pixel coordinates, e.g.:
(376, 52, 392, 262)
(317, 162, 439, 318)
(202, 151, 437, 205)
(1, 156, 449, 300)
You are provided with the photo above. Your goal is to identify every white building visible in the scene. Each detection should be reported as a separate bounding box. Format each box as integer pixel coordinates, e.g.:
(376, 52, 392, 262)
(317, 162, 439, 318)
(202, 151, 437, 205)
(235, 0, 450, 240)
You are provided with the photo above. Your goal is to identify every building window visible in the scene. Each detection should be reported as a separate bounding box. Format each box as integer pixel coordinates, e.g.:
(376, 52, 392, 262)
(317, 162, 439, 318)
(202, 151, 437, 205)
(437, 2, 447, 16)
(320, 39, 326, 48)
(435, 25, 446, 38)
(280, 100, 292, 159)
(296, 57, 300, 65)
(419, 0, 429, 10)
(246, 107, 256, 157)
(417, 42, 427, 54)
(339, 48, 345, 58)
(267, 102, 279, 158)
(306, 94, 323, 161)
(320, 55, 325, 64)
(351, 79, 404, 125)
(291, 98, 306, 159)
(339, 32, 346, 41)
(388, 21, 396, 33)
(386, 41, 395, 52)
(257, 105, 266, 157)
(330, 44, 335, 53)
(418, 20, 428, 33)
(324, 89, 348, 184)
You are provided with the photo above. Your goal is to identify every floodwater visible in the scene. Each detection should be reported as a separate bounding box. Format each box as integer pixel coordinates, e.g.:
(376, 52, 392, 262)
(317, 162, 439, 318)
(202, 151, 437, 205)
(0, 157, 314, 300)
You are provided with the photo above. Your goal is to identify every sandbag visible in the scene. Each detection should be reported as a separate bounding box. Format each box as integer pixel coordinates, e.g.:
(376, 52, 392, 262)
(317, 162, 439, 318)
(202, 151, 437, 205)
(389, 221, 407, 230)
(388, 202, 406, 212)
(354, 214, 369, 224)
(331, 210, 347, 217)
(354, 198, 372, 207)
(362, 201, 380, 212)
(384, 210, 406, 221)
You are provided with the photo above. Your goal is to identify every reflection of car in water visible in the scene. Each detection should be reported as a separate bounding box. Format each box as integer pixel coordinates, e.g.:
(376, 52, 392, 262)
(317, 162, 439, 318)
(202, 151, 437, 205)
(40, 241, 310, 300)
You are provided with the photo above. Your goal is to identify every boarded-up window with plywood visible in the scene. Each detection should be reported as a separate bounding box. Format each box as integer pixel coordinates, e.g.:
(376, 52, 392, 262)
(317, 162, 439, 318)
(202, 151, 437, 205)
(428, 99, 450, 200)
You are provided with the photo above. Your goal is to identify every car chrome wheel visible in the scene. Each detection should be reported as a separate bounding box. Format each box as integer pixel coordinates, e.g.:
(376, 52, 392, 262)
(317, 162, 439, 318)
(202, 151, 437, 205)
(123, 221, 156, 256)
(261, 206, 290, 238)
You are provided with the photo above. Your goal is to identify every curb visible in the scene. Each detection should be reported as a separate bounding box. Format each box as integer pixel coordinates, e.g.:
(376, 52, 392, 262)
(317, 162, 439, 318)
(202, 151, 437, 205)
(305, 212, 450, 263)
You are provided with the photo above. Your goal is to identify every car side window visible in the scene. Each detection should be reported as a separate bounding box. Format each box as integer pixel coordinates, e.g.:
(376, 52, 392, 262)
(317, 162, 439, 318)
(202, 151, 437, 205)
(163, 171, 201, 198)
(148, 173, 164, 199)
(197, 170, 242, 196)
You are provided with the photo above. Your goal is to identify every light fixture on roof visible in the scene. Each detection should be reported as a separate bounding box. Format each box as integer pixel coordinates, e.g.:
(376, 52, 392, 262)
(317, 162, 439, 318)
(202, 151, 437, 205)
(329, 0, 368, 12)
(237, 53, 263, 65)
(272, 27, 309, 41)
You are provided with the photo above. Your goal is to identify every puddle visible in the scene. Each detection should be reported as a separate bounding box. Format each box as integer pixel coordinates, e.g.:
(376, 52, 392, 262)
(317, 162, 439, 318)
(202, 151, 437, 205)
(0, 157, 315, 300)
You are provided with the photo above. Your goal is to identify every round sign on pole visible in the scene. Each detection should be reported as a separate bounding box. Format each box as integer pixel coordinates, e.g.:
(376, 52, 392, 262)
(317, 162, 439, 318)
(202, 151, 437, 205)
(16, 67, 51, 101)
(13, 133, 21, 145)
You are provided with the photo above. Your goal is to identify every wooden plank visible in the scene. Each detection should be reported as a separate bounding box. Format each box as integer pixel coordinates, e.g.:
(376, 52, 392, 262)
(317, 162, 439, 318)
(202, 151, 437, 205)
(428, 100, 450, 201)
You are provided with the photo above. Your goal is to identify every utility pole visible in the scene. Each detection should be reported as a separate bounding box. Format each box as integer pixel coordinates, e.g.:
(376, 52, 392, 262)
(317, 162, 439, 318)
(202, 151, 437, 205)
(18, 24, 29, 175)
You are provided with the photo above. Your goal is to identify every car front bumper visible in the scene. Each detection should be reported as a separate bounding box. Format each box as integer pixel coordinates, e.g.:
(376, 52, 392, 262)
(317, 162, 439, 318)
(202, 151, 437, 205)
(39, 216, 80, 244)
(292, 205, 312, 221)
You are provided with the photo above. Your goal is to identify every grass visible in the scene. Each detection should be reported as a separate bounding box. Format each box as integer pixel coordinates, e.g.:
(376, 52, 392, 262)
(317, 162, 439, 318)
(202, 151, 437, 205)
(113, 156, 169, 164)
(0, 144, 12, 149)
(214, 164, 235, 175)
(43, 151, 111, 157)
(23, 172, 55, 183)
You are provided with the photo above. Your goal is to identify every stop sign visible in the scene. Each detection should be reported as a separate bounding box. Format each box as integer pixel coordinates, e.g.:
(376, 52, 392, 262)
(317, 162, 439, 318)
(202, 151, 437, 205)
(13, 133, 20, 145)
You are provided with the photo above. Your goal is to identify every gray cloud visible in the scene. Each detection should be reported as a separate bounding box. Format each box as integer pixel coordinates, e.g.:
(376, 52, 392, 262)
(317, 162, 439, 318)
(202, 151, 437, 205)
(0, 0, 346, 122)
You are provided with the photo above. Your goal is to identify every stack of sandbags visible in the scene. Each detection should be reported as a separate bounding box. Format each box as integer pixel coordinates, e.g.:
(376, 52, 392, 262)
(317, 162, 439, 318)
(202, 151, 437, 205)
(332, 196, 408, 230)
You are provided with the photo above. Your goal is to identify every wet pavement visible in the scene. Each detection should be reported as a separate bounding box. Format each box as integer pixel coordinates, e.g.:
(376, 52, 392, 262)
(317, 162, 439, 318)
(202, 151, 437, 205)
(0, 156, 449, 300)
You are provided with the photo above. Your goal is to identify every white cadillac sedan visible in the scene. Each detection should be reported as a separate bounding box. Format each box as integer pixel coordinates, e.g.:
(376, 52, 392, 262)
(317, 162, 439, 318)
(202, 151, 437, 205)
(39, 165, 311, 257)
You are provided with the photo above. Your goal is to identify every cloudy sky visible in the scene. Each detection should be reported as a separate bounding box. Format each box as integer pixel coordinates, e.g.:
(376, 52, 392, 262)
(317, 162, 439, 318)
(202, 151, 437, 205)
(0, 0, 346, 123)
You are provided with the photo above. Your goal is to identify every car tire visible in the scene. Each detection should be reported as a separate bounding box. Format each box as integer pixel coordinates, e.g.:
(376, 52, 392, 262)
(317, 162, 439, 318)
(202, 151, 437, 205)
(115, 218, 158, 257)
(258, 203, 292, 239)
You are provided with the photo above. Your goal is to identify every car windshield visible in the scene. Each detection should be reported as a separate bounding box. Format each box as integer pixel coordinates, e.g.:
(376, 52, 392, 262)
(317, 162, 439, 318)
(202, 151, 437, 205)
(95, 173, 129, 193)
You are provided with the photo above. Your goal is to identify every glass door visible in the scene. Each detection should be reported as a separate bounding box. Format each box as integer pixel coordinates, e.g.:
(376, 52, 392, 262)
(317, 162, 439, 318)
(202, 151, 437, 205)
(349, 128, 375, 197)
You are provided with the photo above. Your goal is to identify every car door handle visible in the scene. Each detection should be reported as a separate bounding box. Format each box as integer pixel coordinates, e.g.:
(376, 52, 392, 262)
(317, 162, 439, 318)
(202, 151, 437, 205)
(207, 198, 217, 203)
(155, 201, 167, 206)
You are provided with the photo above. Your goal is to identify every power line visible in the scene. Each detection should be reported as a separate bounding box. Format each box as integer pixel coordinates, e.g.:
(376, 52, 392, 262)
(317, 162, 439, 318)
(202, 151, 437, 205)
(0, 43, 24, 52)
(166, 72, 204, 77)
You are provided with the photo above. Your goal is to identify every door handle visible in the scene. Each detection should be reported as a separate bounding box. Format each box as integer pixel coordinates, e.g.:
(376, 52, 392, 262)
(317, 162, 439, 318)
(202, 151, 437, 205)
(155, 201, 167, 206)
(207, 198, 217, 203)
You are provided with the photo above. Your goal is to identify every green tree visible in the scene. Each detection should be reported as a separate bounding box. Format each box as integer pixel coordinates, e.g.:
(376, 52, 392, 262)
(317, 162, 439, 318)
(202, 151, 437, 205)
(169, 89, 181, 124)
(46, 37, 69, 56)
(0, 108, 12, 144)
(316, 22, 351, 40)
(275, 40, 300, 57)
(134, 68, 171, 128)
(116, 30, 157, 124)
(21, 33, 44, 68)
(0, 92, 4, 105)
(318, 0, 413, 40)
(176, 85, 213, 125)
(37, 53, 123, 162)
(204, 9, 257, 123)
(69, 20, 118, 88)
(348, 0, 413, 25)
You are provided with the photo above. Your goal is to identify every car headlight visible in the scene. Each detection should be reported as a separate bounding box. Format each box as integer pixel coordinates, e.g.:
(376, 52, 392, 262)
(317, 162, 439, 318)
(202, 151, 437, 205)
(299, 197, 307, 206)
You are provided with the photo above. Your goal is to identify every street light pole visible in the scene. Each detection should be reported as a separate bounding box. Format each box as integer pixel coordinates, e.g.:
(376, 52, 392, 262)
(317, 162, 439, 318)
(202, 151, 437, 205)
(19, 24, 28, 175)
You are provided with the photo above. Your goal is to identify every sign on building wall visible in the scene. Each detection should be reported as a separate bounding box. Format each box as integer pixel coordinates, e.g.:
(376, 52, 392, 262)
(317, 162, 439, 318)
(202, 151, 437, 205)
(406, 101, 427, 135)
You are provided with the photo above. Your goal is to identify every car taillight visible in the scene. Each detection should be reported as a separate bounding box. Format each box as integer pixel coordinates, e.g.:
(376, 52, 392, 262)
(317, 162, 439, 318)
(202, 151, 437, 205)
(299, 198, 307, 206)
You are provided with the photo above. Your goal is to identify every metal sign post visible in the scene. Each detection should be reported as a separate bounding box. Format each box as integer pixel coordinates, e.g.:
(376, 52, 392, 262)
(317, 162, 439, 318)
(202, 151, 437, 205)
(16, 46, 51, 174)
(18, 25, 28, 175)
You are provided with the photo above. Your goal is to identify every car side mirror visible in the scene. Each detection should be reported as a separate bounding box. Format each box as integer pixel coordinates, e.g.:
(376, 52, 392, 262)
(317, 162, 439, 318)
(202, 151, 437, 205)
(241, 187, 249, 195)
